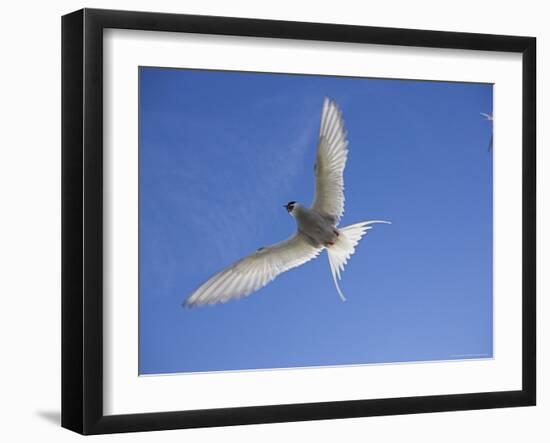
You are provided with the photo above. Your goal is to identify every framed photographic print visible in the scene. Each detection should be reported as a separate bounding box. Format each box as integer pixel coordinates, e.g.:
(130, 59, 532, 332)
(61, 8, 536, 435)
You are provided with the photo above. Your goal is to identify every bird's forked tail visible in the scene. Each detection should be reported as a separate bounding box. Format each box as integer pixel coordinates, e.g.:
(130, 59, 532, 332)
(326, 220, 391, 302)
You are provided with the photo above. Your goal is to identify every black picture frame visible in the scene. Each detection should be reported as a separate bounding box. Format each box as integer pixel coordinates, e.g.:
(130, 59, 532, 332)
(62, 8, 536, 435)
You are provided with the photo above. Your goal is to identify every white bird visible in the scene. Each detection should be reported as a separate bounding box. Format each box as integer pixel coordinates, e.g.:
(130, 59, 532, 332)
(184, 98, 390, 307)
(480, 112, 494, 151)
(480, 112, 493, 121)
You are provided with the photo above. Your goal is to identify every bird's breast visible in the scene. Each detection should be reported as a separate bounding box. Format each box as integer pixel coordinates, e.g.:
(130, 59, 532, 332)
(295, 207, 337, 246)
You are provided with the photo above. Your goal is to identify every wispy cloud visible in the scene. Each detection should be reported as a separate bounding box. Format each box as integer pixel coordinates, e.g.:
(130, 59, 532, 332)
(152, 96, 320, 266)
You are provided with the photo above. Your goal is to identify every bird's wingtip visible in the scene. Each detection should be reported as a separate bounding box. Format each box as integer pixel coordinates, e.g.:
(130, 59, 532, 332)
(182, 298, 195, 309)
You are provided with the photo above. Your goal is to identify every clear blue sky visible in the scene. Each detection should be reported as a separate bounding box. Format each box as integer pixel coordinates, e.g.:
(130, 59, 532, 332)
(139, 67, 493, 375)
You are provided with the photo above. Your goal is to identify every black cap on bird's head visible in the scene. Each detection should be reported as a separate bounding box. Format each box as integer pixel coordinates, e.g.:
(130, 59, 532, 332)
(284, 201, 296, 213)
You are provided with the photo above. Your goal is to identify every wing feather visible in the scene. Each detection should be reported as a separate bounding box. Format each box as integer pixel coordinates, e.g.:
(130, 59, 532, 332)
(312, 98, 349, 225)
(185, 233, 322, 306)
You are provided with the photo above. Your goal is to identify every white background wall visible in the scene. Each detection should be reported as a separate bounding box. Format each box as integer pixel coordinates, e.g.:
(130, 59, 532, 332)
(0, 0, 546, 441)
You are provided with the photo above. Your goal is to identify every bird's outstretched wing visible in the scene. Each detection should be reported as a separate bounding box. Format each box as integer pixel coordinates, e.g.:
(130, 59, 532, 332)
(480, 112, 493, 121)
(311, 98, 349, 225)
(184, 233, 323, 307)
(480, 112, 494, 151)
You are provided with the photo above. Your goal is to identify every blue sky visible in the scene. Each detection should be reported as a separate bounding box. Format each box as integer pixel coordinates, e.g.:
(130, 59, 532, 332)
(139, 67, 493, 375)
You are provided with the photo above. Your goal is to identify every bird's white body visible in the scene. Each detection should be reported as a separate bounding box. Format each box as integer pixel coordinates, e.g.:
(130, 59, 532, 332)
(480, 112, 494, 151)
(290, 203, 339, 247)
(184, 98, 389, 307)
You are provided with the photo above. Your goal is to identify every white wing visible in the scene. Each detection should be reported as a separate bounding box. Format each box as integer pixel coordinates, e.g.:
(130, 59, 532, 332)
(311, 98, 349, 225)
(185, 232, 323, 307)
(480, 112, 493, 121)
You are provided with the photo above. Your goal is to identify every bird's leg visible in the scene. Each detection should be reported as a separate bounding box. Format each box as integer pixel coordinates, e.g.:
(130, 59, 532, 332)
(325, 229, 340, 247)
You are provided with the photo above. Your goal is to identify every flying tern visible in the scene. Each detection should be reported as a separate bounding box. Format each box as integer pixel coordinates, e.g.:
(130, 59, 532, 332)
(184, 98, 390, 307)
(481, 112, 494, 151)
(480, 112, 493, 121)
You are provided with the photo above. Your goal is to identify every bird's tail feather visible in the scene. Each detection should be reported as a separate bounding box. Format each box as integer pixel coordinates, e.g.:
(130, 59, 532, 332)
(326, 220, 391, 302)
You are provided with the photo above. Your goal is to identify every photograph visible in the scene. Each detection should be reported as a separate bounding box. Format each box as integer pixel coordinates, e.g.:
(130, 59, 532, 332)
(138, 67, 494, 376)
